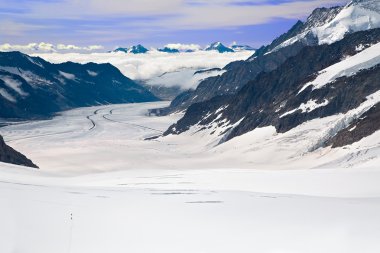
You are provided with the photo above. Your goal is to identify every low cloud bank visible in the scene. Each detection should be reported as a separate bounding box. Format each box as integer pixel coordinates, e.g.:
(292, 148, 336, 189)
(164, 43, 202, 52)
(0, 43, 104, 53)
(35, 51, 252, 90)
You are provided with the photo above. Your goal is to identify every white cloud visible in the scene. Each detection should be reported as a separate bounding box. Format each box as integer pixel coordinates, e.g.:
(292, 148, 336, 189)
(56, 44, 81, 50)
(0, 43, 104, 53)
(36, 42, 56, 52)
(33, 50, 252, 89)
(165, 43, 202, 51)
(84, 45, 104, 51)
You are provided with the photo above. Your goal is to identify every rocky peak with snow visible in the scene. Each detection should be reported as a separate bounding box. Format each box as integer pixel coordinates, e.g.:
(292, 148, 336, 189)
(113, 44, 149, 54)
(156, 0, 380, 117)
(302, 6, 343, 31)
(164, 28, 380, 150)
(157, 47, 180, 53)
(270, 0, 380, 52)
(205, 42, 234, 53)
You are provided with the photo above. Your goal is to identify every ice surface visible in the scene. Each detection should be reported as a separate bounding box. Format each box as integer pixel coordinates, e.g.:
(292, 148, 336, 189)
(1, 101, 380, 253)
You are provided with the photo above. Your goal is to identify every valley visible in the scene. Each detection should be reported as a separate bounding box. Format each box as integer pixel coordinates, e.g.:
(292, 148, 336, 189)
(1, 101, 380, 253)
(1, 0, 380, 252)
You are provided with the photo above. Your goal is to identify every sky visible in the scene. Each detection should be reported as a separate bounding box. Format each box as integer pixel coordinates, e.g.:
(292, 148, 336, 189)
(0, 0, 348, 52)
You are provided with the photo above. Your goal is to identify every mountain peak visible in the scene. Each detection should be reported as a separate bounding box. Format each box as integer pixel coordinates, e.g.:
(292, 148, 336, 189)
(205, 42, 234, 53)
(113, 44, 149, 54)
(158, 47, 180, 53)
(303, 6, 343, 31)
(266, 0, 380, 53)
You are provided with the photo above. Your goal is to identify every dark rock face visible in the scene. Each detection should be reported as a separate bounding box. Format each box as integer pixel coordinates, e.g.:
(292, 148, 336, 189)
(327, 103, 380, 148)
(0, 135, 38, 168)
(164, 29, 380, 146)
(0, 51, 158, 119)
(157, 6, 343, 115)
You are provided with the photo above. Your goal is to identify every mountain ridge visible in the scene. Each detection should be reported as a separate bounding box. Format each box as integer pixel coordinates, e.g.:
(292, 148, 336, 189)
(156, 0, 380, 116)
(0, 51, 158, 119)
(163, 7, 380, 149)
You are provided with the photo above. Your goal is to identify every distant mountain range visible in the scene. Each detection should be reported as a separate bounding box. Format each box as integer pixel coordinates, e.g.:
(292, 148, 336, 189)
(0, 51, 158, 119)
(111, 42, 255, 54)
(113, 44, 149, 54)
(162, 0, 380, 150)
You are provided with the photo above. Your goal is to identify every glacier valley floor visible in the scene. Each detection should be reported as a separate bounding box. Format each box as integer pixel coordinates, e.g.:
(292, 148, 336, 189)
(1, 101, 380, 253)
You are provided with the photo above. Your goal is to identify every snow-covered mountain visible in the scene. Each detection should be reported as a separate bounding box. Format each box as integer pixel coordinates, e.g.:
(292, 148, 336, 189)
(205, 42, 234, 53)
(112, 43, 254, 54)
(34, 50, 252, 100)
(113, 44, 149, 54)
(0, 51, 157, 119)
(157, 47, 180, 53)
(162, 0, 380, 154)
(158, 0, 380, 115)
(270, 0, 380, 52)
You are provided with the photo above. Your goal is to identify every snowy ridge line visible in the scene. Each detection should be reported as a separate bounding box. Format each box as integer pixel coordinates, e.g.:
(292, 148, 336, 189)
(298, 42, 380, 94)
(270, 0, 380, 54)
(280, 99, 329, 118)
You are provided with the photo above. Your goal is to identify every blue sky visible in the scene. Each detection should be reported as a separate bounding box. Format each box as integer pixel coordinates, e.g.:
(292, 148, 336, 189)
(0, 0, 348, 51)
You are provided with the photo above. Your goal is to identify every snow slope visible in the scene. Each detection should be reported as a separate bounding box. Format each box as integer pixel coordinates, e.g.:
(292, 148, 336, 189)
(299, 41, 380, 93)
(3, 163, 380, 253)
(1, 101, 379, 175)
(1, 102, 380, 253)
